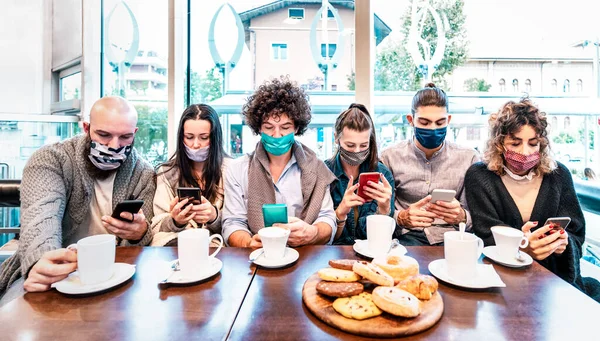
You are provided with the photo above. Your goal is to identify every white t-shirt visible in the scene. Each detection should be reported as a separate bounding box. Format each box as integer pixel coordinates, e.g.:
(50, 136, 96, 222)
(65, 172, 116, 245)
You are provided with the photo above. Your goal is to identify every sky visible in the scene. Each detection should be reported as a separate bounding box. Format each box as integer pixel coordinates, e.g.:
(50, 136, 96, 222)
(103, 0, 600, 85)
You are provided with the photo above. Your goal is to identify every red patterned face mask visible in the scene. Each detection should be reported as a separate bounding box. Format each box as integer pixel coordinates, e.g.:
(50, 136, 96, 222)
(503, 150, 541, 174)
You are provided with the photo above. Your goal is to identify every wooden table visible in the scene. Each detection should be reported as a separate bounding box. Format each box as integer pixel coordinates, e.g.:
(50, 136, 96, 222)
(0, 247, 256, 341)
(229, 246, 600, 341)
(1, 246, 599, 340)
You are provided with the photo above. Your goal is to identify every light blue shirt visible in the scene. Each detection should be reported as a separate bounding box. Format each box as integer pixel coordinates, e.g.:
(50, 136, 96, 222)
(222, 154, 337, 245)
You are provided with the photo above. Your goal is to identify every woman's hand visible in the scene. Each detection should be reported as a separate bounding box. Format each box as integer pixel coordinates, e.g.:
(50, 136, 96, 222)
(335, 176, 365, 220)
(522, 221, 567, 260)
(191, 196, 218, 225)
(361, 173, 393, 215)
(169, 196, 195, 226)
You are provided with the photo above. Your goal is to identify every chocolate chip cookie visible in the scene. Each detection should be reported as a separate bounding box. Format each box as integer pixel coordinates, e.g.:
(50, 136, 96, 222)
(328, 259, 358, 271)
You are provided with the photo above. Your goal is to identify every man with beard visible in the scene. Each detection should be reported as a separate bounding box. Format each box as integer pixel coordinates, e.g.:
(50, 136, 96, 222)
(0, 96, 155, 301)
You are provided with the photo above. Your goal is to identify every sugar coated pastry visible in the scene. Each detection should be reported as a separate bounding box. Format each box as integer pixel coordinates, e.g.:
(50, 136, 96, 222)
(396, 274, 439, 300)
(352, 261, 394, 286)
(372, 286, 420, 318)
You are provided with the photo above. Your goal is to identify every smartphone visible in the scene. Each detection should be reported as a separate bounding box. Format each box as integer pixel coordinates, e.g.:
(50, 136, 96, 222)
(111, 200, 144, 222)
(430, 189, 457, 203)
(357, 172, 381, 200)
(177, 187, 202, 206)
(262, 204, 288, 227)
(542, 217, 571, 235)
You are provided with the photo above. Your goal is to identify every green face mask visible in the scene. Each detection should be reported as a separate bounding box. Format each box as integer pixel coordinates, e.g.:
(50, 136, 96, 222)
(261, 132, 295, 156)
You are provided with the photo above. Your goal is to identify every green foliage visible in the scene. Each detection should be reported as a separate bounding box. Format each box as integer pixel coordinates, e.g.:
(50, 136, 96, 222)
(357, 0, 469, 91)
(577, 128, 595, 150)
(134, 105, 169, 166)
(347, 72, 356, 91)
(464, 78, 491, 92)
(553, 132, 576, 144)
(186, 67, 223, 105)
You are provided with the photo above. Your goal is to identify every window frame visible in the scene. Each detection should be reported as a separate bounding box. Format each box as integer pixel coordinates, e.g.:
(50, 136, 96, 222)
(288, 8, 305, 20)
(271, 42, 289, 61)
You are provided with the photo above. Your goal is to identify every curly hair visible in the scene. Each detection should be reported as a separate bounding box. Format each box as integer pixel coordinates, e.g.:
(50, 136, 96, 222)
(242, 76, 312, 135)
(483, 97, 556, 176)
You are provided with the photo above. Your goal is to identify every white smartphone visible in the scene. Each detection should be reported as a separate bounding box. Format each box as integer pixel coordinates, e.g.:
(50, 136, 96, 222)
(430, 189, 456, 203)
(542, 217, 571, 235)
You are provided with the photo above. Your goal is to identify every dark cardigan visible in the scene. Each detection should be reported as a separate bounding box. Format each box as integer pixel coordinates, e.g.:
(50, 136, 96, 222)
(465, 161, 600, 302)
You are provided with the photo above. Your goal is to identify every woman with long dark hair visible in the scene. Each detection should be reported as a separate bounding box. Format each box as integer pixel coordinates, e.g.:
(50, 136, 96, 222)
(325, 103, 395, 245)
(151, 104, 229, 246)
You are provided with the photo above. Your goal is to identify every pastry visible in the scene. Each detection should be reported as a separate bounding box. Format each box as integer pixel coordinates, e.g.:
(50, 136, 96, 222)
(372, 254, 419, 284)
(352, 261, 394, 286)
(372, 286, 420, 318)
(396, 274, 439, 300)
(316, 281, 364, 297)
(328, 259, 358, 271)
(332, 292, 382, 320)
(318, 268, 361, 282)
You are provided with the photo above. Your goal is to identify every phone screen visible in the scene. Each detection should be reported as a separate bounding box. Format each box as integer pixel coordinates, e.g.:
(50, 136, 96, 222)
(177, 187, 202, 206)
(112, 200, 144, 222)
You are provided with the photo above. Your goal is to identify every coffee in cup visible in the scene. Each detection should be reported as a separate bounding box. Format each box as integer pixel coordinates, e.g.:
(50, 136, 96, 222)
(444, 231, 483, 281)
(178, 229, 223, 276)
(491, 226, 529, 260)
(366, 215, 395, 257)
(68, 234, 116, 285)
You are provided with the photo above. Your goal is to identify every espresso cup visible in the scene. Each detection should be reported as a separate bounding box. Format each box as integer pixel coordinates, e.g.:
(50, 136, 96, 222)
(178, 229, 223, 276)
(366, 215, 395, 257)
(491, 226, 529, 260)
(258, 227, 290, 259)
(444, 231, 483, 281)
(68, 234, 116, 285)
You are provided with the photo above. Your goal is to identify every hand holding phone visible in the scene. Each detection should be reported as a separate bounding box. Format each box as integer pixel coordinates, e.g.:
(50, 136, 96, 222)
(541, 217, 571, 236)
(111, 200, 144, 222)
(177, 187, 202, 207)
(430, 189, 456, 203)
(262, 204, 288, 228)
(357, 172, 381, 200)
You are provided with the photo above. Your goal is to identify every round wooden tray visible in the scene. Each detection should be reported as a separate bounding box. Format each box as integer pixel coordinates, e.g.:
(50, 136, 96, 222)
(302, 273, 444, 338)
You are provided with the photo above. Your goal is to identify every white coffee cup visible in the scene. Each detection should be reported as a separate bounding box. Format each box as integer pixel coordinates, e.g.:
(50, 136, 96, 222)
(491, 226, 529, 260)
(366, 215, 395, 257)
(258, 227, 290, 259)
(444, 231, 484, 281)
(68, 234, 116, 285)
(178, 229, 223, 276)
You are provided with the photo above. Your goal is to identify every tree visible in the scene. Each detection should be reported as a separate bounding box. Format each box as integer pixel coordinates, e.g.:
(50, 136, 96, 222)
(578, 128, 595, 150)
(464, 78, 491, 92)
(347, 0, 469, 91)
(134, 105, 169, 166)
(186, 67, 223, 105)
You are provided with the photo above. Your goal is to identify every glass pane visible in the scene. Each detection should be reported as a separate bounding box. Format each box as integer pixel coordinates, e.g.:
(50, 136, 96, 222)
(60, 72, 81, 100)
(191, 1, 355, 160)
(102, 0, 168, 166)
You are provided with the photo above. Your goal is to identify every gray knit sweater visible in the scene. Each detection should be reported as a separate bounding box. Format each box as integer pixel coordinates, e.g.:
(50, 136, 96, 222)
(0, 134, 156, 293)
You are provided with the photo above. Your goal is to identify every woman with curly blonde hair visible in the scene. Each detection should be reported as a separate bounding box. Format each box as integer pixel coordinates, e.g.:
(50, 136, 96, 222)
(465, 98, 600, 302)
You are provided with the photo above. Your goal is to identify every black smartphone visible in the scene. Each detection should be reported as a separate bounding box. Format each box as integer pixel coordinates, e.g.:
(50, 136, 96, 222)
(177, 187, 202, 206)
(111, 200, 144, 222)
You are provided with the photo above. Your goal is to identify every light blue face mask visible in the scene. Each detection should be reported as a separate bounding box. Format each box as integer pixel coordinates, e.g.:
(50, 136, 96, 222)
(261, 132, 295, 156)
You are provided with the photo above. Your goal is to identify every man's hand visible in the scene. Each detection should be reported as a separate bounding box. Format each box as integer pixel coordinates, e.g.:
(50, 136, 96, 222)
(102, 209, 148, 241)
(427, 198, 465, 225)
(274, 217, 319, 247)
(24, 249, 78, 292)
(396, 196, 437, 228)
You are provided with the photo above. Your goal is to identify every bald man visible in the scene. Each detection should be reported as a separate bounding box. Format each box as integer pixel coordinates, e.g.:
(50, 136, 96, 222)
(0, 96, 156, 300)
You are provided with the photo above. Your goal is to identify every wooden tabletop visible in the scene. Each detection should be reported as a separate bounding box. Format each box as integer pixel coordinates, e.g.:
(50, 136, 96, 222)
(229, 245, 600, 341)
(1, 246, 599, 341)
(0, 247, 256, 341)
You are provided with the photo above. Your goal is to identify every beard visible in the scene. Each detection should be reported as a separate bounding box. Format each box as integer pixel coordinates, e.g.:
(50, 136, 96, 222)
(83, 133, 134, 180)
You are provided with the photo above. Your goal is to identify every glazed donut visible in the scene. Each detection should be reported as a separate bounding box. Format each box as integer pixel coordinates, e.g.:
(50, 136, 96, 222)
(372, 255, 419, 284)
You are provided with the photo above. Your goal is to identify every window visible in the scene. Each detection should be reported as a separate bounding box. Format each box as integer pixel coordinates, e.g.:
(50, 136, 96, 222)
(320, 43, 337, 59)
(564, 79, 571, 93)
(321, 8, 335, 19)
(564, 116, 571, 130)
(551, 79, 558, 92)
(525, 79, 531, 92)
(331, 84, 338, 91)
(512, 79, 519, 92)
(577, 79, 583, 92)
(272, 43, 288, 60)
(499, 78, 506, 92)
(288, 8, 304, 19)
(60, 72, 81, 101)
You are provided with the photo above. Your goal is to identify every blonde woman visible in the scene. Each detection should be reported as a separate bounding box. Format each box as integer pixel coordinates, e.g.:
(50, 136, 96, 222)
(465, 98, 600, 302)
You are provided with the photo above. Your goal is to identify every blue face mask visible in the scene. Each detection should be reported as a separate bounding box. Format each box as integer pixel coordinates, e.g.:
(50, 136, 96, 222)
(414, 126, 447, 149)
(261, 132, 295, 156)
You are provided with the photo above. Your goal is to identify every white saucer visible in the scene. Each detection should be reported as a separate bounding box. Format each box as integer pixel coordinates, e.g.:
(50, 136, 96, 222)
(249, 247, 299, 268)
(353, 239, 407, 259)
(483, 246, 533, 268)
(51, 263, 136, 295)
(164, 257, 223, 284)
(428, 259, 506, 289)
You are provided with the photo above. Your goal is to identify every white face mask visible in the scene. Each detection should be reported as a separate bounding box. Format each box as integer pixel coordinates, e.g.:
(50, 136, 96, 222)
(185, 145, 210, 162)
